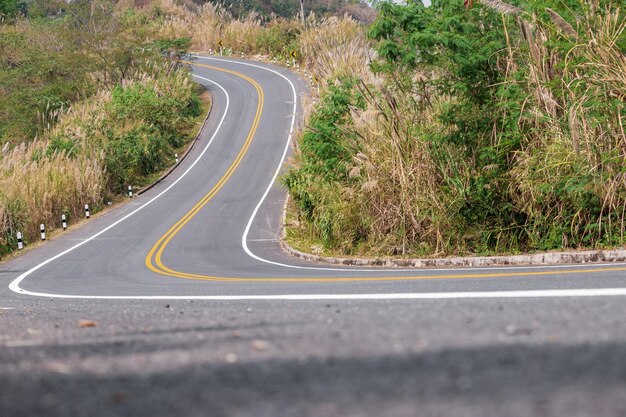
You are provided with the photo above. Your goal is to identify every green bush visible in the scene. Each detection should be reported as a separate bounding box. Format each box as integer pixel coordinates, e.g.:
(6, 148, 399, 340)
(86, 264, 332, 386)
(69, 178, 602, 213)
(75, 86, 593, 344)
(284, 79, 367, 248)
(105, 125, 170, 192)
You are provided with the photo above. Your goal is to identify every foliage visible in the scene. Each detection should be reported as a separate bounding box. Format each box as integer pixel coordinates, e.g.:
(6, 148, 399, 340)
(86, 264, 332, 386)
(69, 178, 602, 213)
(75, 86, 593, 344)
(0, 21, 94, 143)
(284, 79, 367, 248)
(0, 0, 19, 18)
(286, 0, 626, 257)
(0, 0, 202, 255)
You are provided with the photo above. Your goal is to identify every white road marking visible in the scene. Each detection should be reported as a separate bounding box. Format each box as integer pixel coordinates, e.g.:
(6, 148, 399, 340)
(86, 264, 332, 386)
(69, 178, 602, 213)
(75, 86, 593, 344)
(5, 288, 626, 300)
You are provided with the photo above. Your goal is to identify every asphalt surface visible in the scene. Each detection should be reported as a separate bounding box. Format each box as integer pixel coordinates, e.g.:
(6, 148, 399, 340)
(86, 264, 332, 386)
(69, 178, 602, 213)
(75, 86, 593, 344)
(1, 56, 626, 416)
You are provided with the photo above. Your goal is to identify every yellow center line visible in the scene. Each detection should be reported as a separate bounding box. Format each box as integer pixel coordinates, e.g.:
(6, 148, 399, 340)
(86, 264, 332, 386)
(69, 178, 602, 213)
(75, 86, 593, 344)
(145, 62, 626, 283)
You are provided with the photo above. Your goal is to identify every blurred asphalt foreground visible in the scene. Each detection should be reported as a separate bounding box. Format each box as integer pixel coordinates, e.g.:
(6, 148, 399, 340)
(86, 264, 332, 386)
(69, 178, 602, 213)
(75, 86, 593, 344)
(2, 296, 626, 417)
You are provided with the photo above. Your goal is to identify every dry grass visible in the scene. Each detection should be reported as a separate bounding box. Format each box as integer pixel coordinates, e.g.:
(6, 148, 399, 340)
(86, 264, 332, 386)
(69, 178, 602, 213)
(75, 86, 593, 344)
(287, 2, 626, 255)
(52, 61, 195, 153)
(1, 2, 206, 254)
(149, 1, 373, 74)
(346, 79, 467, 255)
(152, 0, 264, 54)
(349, 3, 626, 253)
(509, 5, 626, 245)
(0, 142, 105, 247)
(299, 15, 374, 85)
(0, 61, 197, 252)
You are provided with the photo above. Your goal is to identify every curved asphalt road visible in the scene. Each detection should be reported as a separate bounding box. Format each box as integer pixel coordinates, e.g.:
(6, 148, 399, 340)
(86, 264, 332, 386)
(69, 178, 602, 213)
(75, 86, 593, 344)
(2, 57, 626, 417)
(4, 56, 626, 299)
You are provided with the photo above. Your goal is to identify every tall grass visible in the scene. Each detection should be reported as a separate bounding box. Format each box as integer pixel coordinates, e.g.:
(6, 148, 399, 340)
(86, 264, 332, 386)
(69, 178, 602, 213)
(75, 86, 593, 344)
(298, 16, 374, 83)
(51, 62, 200, 192)
(0, 142, 105, 251)
(153, 1, 267, 55)
(507, 5, 626, 248)
(349, 81, 467, 255)
(286, 1, 626, 256)
(150, 0, 370, 68)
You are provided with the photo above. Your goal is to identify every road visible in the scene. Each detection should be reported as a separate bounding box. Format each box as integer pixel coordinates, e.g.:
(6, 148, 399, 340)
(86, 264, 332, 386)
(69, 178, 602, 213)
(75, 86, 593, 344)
(1, 57, 626, 417)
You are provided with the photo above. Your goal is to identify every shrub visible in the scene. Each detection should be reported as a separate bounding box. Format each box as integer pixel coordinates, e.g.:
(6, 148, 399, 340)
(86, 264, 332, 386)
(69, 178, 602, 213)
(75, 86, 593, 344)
(284, 79, 368, 249)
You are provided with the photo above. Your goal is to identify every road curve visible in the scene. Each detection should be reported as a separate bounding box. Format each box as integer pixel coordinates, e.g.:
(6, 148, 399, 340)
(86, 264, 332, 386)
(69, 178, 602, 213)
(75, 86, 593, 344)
(3, 56, 626, 300)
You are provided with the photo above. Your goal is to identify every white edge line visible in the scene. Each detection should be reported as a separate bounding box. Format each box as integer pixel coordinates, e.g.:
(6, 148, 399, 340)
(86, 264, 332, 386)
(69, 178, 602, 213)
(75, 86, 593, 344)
(6, 288, 626, 300)
(7, 57, 626, 301)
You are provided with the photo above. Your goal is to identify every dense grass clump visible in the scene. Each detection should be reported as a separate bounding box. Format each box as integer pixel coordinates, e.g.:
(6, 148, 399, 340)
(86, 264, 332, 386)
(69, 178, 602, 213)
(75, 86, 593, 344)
(0, 142, 105, 248)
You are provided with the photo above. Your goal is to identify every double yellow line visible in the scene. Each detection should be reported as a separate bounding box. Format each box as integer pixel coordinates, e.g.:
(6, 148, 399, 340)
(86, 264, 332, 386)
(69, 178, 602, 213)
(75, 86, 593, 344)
(145, 63, 263, 280)
(145, 62, 626, 283)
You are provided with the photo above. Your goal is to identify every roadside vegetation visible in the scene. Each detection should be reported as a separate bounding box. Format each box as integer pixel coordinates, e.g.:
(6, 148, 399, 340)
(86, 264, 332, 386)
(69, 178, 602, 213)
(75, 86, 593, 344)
(142, 0, 373, 60)
(0, 0, 204, 255)
(284, 0, 626, 257)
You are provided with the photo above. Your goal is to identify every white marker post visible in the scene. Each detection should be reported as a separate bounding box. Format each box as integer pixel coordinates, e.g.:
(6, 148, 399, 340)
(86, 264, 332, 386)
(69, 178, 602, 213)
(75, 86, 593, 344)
(175, 153, 179, 164)
(286, 60, 290, 68)
(40, 224, 46, 241)
(128, 185, 133, 198)
(297, 64, 300, 73)
(241, 51, 244, 58)
(17, 232, 23, 250)
(61, 214, 67, 231)
(85, 204, 90, 219)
